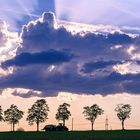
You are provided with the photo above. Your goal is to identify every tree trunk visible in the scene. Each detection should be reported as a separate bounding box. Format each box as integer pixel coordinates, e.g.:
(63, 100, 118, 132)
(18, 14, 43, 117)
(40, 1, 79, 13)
(13, 123, 15, 132)
(122, 120, 125, 130)
(37, 121, 39, 132)
(91, 122, 94, 131)
(63, 119, 65, 126)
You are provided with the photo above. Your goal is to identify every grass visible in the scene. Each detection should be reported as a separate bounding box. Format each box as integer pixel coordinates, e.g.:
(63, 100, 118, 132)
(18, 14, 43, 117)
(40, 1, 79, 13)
(0, 130, 140, 140)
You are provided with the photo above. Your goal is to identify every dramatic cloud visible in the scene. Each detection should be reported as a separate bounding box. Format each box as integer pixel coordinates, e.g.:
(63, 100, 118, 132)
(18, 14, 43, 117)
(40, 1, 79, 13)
(2, 50, 74, 67)
(80, 61, 121, 73)
(11, 88, 43, 98)
(0, 20, 17, 48)
(0, 20, 18, 77)
(1, 12, 140, 97)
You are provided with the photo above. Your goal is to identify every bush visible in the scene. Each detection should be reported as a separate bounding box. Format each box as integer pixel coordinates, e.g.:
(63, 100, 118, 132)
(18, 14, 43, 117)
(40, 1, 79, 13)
(16, 127, 24, 132)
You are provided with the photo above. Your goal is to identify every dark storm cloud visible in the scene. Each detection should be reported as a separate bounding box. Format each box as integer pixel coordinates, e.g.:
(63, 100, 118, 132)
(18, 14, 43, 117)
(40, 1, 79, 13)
(107, 33, 133, 44)
(1, 12, 140, 97)
(2, 49, 74, 67)
(1, 68, 140, 96)
(80, 61, 121, 73)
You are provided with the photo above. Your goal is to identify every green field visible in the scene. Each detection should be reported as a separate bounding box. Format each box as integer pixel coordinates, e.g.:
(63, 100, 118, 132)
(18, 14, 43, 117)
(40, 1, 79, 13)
(0, 130, 140, 140)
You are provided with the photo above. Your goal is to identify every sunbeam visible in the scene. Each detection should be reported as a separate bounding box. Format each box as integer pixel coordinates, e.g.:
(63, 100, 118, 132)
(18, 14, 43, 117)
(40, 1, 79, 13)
(55, 0, 140, 26)
(17, 0, 35, 19)
(1, 8, 39, 18)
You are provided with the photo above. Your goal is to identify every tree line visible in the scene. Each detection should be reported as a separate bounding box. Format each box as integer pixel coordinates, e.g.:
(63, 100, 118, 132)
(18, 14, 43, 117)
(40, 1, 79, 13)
(0, 99, 131, 132)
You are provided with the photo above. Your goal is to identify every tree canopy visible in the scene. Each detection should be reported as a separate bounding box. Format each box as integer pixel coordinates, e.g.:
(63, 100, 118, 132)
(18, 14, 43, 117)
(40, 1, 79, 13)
(27, 99, 49, 131)
(83, 104, 104, 130)
(0, 106, 3, 122)
(56, 103, 71, 126)
(115, 104, 131, 130)
(4, 104, 24, 131)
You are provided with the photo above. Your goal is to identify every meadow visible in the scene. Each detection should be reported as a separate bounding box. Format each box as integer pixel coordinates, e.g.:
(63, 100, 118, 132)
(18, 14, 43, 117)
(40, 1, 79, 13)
(0, 130, 140, 140)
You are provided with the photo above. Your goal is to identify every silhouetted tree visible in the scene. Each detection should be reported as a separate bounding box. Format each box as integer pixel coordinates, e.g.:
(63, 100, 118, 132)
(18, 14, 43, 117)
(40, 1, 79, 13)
(4, 104, 24, 131)
(83, 104, 104, 131)
(56, 103, 71, 126)
(27, 99, 49, 132)
(115, 104, 131, 130)
(0, 106, 3, 122)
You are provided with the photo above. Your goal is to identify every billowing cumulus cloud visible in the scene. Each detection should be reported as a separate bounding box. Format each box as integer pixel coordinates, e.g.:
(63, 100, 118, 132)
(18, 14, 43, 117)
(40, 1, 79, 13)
(1, 12, 140, 97)
(0, 20, 19, 77)
(0, 20, 17, 49)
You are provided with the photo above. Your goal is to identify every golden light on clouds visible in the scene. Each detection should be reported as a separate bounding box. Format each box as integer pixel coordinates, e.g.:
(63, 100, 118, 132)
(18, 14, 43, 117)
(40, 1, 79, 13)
(0, 67, 14, 77)
(57, 92, 78, 102)
(113, 62, 140, 75)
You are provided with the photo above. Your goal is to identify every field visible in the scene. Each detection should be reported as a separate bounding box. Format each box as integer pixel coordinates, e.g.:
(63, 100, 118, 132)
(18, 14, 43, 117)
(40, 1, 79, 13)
(0, 130, 140, 140)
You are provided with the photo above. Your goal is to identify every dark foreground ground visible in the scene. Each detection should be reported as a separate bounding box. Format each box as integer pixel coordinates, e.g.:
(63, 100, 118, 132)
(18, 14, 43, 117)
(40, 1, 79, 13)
(0, 130, 140, 140)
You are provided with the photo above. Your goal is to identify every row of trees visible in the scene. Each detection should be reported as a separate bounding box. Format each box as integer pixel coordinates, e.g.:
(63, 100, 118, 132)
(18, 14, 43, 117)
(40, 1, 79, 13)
(83, 104, 131, 131)
(0, 99, 131, 131)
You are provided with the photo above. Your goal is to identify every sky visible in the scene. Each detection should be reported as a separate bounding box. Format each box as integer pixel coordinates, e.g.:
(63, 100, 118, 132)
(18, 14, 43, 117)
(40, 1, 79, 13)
(0, 0, 140, 131)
